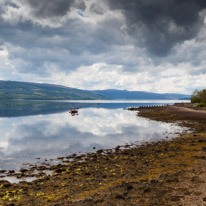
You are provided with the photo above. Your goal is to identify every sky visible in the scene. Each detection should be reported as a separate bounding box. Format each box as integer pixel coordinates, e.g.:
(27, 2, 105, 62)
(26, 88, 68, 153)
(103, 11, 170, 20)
(0, 0, 206, 94)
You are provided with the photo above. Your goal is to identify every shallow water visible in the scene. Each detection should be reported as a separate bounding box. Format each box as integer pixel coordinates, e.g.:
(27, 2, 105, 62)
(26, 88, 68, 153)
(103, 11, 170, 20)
(0, 100, 189, 171)
(0, 176, 36, 184)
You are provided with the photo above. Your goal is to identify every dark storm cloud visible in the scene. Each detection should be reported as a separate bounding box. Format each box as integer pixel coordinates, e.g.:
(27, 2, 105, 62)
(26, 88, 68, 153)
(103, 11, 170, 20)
(0, 0, 128, 73)
(24, 0, 85, 18)
(107, 0, 206, 56)
(0, 18, 124, 73)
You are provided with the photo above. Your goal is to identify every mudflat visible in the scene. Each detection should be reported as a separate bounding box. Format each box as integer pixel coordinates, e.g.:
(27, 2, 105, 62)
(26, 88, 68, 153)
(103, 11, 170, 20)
(0, 105, 206, 206)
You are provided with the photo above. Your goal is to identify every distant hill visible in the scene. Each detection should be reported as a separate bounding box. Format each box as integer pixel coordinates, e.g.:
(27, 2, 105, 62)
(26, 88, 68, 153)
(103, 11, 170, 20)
(91, 89, 190, 100)
(0, 81, 190, 100)
(0, 80, 105, 100)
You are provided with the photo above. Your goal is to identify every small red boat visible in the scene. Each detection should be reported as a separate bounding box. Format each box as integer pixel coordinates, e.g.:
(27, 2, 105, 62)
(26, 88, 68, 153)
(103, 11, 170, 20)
(69, 108, 79, 116)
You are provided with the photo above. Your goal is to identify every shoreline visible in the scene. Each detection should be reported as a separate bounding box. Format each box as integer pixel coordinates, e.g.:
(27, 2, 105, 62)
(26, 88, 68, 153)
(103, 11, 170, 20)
(0, 105, 206, 205)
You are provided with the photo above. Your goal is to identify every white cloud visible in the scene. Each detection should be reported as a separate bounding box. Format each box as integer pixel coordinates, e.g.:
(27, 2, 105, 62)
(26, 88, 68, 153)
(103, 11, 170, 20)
(1, 40, 205, 94)
(0, 45, 16, 79)
(41, 62, 204, 94)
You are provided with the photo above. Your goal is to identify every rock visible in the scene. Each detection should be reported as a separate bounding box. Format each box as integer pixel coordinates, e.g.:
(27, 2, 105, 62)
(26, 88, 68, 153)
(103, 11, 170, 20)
(126, 185, 134, 191)
(144, 187, 151, 193)
(115, 194, 124, 199)
(55, 168, 65, 173)
(20, 169, 28, 173)
(170, 196, 182, 202)
(0, 180, 11, 187)
(57, 157, 64, 160)
(150, 179, 159, 185)
(115, 146, 120, 151)
(201, 147, 206, 151)
(97, 149, 103, 153)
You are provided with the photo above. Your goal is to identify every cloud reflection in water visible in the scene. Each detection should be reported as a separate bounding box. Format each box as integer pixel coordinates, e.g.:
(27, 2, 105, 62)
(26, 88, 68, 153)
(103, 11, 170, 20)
(0, 108, 186, 170)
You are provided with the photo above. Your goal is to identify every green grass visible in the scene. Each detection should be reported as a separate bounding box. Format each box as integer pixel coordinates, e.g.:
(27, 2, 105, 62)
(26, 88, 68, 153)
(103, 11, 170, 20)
(197, 103, 206, 107)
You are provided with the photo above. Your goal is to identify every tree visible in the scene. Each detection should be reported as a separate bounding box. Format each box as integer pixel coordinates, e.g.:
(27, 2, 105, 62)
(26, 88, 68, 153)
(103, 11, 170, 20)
(199, 89, 206, 103)
(191, 89, 206, 104)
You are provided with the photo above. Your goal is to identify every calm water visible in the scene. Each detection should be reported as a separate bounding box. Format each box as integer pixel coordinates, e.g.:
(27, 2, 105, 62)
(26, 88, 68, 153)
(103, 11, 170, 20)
(0, 100, 189, 171)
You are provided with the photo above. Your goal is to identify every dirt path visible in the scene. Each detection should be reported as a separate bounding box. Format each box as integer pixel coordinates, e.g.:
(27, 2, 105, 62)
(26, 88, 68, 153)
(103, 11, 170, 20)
(172, 105, 206, 115)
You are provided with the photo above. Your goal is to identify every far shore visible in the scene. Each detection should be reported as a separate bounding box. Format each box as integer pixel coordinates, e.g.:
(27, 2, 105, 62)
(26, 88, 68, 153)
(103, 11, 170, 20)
(0, 103, 205, 205)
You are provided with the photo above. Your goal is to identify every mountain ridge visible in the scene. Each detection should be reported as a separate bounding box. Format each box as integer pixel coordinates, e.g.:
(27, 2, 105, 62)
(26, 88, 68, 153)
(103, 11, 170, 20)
(0, 80, 190, 100)
(91, 89, 190, 100)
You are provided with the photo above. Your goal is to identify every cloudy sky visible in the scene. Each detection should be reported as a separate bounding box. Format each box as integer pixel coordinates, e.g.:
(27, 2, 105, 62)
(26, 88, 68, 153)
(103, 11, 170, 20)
(0, 0, 206, 94)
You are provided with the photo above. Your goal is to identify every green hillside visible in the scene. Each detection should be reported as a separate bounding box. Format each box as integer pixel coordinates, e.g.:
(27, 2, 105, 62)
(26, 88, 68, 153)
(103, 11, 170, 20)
(91, 89, 190, 100)
(0, 81, 105, 100)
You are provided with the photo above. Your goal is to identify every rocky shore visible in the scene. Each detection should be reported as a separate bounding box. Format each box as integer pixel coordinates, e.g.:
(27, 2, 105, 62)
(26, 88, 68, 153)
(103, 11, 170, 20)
(0, 105, 206, 205)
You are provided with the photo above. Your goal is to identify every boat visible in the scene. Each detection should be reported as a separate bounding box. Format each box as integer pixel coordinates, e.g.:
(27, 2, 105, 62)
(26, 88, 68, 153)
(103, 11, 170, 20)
(69, 108, 79, 116)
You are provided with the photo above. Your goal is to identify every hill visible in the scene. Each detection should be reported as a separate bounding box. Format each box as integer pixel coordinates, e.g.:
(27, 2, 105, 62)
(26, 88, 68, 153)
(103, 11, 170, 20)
(91, 89, 190, 100)
(0, 81, 190, 100)
(0, 80, 105, 100)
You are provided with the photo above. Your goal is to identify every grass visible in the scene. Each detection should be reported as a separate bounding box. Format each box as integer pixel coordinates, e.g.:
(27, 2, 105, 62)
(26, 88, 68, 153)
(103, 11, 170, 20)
(197, 103, 206, 107)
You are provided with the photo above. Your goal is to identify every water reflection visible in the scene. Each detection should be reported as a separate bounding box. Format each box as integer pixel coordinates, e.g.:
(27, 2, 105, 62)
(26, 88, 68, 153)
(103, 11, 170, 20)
(0, 103, 187, 171)
(0, 176, 36, 184)
(0, 100, 188, 117)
